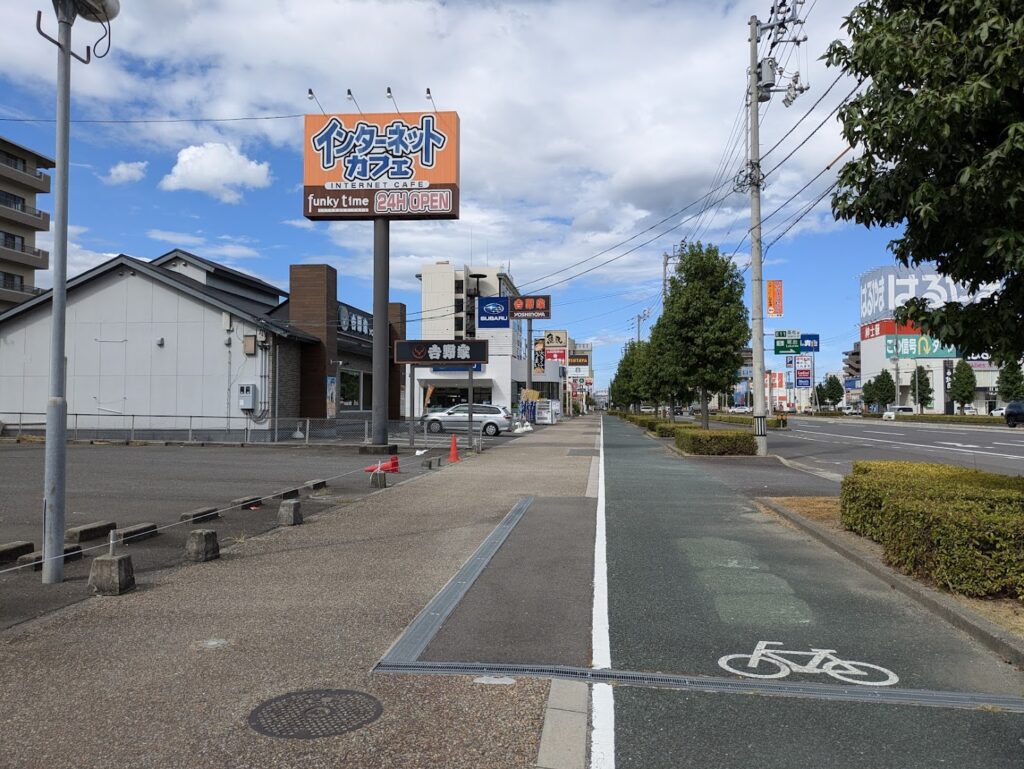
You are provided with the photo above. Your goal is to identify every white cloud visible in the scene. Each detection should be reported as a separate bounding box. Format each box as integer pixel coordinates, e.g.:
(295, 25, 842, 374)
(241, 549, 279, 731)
(282, 219, 314, 230)
(205, 243, 260, 259)
(147, 229, 205, 247)
(100, 160, 148, 185)
(159, 143, 271, 203)
(35, 225, 118, 287)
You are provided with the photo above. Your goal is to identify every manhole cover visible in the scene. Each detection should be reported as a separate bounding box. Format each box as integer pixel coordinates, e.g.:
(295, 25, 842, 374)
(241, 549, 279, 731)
(248, 689, 383, 739)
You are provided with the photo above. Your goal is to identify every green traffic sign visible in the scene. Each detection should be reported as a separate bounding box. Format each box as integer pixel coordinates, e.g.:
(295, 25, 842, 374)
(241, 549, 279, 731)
(774, 339, 800, 354)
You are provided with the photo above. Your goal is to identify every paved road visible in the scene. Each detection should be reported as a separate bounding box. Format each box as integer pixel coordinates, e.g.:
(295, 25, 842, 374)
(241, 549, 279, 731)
(771, 416, 1024, 479)
(600, 417, 1024, 768)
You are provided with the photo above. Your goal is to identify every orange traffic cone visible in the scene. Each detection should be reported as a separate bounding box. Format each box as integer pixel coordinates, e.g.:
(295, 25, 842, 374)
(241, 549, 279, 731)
(385, 455, 400, 473)
(448, 434, 460, 463)
(363, 460, 384, 474)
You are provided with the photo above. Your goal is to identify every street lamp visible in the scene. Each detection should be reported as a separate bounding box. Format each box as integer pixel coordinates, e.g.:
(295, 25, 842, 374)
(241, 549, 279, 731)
(36, 0, 120, 584)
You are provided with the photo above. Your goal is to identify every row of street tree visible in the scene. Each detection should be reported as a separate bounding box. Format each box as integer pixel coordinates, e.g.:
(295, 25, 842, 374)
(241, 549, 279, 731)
(609, 241, 749, 428)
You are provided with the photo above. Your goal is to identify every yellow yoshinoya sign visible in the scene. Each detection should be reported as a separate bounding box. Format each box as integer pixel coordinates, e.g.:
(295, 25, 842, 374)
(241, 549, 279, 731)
(303, 111, 460, 221)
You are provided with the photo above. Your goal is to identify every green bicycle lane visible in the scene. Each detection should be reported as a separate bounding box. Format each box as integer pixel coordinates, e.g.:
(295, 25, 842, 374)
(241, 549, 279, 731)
(600, 417, 1024, 768)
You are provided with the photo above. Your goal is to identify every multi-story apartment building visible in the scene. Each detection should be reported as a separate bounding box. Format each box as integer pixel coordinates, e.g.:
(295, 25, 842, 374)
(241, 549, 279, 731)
(0, 137, 53, 312)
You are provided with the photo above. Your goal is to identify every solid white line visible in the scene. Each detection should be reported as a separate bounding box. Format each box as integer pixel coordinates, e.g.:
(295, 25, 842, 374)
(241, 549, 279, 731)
(591, 417, 615, 768)
(993, 442, 1024, 448)
(864, 430, 903, 436)
(793, 429, 1024, 460)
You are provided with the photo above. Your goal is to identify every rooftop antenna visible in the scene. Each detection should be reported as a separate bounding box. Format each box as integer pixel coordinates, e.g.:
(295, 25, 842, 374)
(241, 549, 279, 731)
(346, 88, 364, 115)
(306, 88, 326, 114)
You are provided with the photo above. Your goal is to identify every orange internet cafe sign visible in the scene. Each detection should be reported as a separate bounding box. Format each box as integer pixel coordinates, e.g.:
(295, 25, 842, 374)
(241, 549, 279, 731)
(303, 112, 460, 220)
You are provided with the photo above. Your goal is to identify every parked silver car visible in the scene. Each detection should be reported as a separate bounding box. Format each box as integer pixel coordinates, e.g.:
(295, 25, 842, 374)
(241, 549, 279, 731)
(422, 404, 514, 435)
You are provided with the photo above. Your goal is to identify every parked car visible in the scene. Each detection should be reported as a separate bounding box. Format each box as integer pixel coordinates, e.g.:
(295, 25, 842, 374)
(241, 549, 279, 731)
(960, 404, 978, 416)
(1005, 401, 1024, 428)
(991, 407, 1006, 417)
(882, 406, 915, 420)
(728, 405, 752, 414)
(842, 406, 861, 416)
(422, 404, 513, 435)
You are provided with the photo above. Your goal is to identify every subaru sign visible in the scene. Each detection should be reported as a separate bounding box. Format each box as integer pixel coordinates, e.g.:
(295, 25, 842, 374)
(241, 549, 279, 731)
(477, 296, 510, 328)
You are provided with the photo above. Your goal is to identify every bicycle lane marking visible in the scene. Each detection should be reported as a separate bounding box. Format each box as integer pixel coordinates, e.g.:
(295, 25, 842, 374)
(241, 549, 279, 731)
(590, 415, 615, 769)
(717, 640, 899, 686)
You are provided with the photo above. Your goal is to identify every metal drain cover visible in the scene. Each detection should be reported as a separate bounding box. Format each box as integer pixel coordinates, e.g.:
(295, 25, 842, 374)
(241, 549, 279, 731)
(248, 689, 383, 739)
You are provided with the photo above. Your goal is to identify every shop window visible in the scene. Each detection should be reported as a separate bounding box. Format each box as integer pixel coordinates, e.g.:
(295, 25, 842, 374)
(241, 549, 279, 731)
(362, 373, 373, 410)
(338, 370, 361, 410)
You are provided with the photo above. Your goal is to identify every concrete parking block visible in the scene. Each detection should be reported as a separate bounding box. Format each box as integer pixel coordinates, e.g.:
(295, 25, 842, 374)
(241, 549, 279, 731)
(304, 478, 328, 490)
(183, 529, 219, 562)
(65, 520, 117, 544)
(16, 544, 83, 570)
(88, 553, 136, 595)
(230, 496, 262, 509)
(0, 540, 34, 564)
(277, 500, 302, 526)
(114, 523, 159, 543)
(179, 506, 219, 523)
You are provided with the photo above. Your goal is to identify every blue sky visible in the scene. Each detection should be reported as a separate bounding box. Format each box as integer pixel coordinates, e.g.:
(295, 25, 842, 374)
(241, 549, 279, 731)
(0, 0, 897, 388)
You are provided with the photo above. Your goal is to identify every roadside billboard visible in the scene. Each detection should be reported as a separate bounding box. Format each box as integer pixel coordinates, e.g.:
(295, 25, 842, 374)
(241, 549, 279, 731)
(533, 338, 546, 374)
(568, 354, 590, 367)
(799, 333, 820, 353)
(477, 297, 510, 328)
(545, 348, 567, 364)
(303, 111, 460, 220)
(544, 330, 567, 348)
(859, 264, 999, 325)
(510, 295, 552, 320)
(883, 334, 957, 359)
(394, 339, 487, 364)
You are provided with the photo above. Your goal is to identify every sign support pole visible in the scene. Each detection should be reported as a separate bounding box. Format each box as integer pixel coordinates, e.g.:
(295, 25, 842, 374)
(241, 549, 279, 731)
(372, 218, 389, 446)
(525, 318, 533, 392)
(467, 366, 475, 451)
(407, 363, 415, 447)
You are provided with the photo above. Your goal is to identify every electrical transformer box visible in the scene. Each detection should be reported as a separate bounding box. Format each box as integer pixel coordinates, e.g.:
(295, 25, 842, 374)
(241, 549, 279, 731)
(238, 383, 257, 410)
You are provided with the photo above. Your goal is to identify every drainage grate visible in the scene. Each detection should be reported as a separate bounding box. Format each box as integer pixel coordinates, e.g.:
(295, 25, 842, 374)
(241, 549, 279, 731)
(248, 689, 383, 739)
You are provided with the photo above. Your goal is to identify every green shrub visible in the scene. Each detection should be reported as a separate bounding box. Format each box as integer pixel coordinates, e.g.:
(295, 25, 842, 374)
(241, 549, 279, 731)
(675, 429, 756, 455)
(840, 461, 1024, 596)
(654, 422, 702, 437)
(707, 414, 785, 429)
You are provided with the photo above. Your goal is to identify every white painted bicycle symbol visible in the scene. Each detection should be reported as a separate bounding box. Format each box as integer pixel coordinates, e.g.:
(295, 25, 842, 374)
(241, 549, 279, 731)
(718, 640, 899, 686)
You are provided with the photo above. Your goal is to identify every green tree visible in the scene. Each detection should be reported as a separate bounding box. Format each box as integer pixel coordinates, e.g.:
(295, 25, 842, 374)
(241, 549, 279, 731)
(824, 375, 845, 408)
(815, 383, 828, 411)
(862, 378, 877, 410)
(658, 241, 749, 428)
(826, 0, 1024, 364)
(910, 366, 934, 413)
(949, 359, 977, 412)
(997, 360, 1024, 403)
(874, 369, 897, 408)
(610, 341, 646, 411)
(645, 317, 691, 421)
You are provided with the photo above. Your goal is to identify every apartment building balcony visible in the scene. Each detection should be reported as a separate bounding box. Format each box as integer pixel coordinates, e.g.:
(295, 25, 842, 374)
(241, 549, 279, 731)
(0, 198, 50, 231)
(0, 155, 51, 194)
(0, 274, 45, 310)
(0, 241, 48, 270)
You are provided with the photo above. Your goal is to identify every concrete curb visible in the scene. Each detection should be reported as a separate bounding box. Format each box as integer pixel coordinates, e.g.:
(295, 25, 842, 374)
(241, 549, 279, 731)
(535, 679, 589, 769)
(757, 497, 1024, 669)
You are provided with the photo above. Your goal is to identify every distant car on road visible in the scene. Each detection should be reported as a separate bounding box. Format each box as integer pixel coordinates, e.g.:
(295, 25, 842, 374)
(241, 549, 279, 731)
(991, 407, 1006, 417)
(960, 404, 979, 416)
(728, 406, 752, 414)
(842, 406, 861, 416)
(1004, 401, 1024, 428)
(423, 404, 513, 435)
(882, 406, 915, 420)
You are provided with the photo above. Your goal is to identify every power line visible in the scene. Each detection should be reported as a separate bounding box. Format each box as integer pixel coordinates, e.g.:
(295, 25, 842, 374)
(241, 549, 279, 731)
(0, 112, 305, 124)
(761, 71, 844, 159)
(764, 180, 838, 250)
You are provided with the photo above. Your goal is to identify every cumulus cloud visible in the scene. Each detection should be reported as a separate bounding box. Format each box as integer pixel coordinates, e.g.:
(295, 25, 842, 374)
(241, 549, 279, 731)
(147, 229, 205, 247)
(35, 225, 117, 286)
(282, 219, 315, 230)
(100, 160, 148, 185)
(159, 143, 271, 203)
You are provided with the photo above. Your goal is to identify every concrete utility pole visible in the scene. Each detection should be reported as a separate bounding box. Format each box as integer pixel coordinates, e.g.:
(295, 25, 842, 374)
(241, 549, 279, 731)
(745, 2, 808, 456)
(37, 0, 120, 584)
(635, 308, 650, 343)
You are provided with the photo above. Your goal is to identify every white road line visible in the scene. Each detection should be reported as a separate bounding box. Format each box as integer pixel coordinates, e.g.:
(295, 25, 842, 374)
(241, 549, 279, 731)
(936, 441, 982, 449)
(864, 430, 903, 436)
(591, 417, 615, 769)
(793, 429, 1024, 460)
(993, 442, 1024, 448)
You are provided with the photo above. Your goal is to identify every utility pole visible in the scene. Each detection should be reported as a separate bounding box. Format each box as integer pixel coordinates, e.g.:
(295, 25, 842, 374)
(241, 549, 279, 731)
(744, 2, 808, 456)
(635, 308, 650, 343)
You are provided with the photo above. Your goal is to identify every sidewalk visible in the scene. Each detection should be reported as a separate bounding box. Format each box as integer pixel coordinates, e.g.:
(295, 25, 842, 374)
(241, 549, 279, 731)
(0, 418, 600, 769)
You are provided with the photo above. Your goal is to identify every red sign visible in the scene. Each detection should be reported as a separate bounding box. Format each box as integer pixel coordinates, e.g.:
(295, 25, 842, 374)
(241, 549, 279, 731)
(860, 319, 917, 341)
(795, 368, 811, 378)
(767, 280, 783, 318)
(545, 348, 567, 363)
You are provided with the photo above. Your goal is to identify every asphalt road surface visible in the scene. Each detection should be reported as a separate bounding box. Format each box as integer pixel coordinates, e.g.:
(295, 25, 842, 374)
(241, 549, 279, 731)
(771, 416, 1024, 479)
(600, 417, 1024, 768)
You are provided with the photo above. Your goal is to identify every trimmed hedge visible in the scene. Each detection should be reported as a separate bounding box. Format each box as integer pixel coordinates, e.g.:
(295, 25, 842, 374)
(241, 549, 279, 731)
(675, 429, 756, 455)
(707, 414, 786, 429)
(654, 422, 703, 437)
(841, 462, 1024, 596)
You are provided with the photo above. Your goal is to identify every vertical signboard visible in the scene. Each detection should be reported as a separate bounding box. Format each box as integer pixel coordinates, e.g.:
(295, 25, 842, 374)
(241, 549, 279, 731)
(303, 112, 460, 221)
(533, 338, 546, 375)
(767, 280, 783, 318)
(477, 296, 510, 328)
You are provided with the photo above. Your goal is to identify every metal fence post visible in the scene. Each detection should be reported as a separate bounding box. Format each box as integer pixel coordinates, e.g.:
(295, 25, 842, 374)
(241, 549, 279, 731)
(130, 414, 135, 443)
(17, 413, 23, 438)
(188, 416, 193, 443)
(305, 418, 310, 445)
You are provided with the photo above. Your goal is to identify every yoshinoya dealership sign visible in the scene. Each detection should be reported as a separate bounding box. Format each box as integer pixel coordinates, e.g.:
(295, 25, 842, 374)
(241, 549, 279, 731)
(859, 264, 999, 325)
(304, 112, 460, 220)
